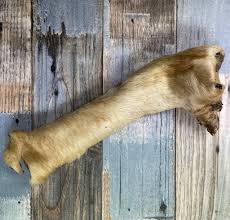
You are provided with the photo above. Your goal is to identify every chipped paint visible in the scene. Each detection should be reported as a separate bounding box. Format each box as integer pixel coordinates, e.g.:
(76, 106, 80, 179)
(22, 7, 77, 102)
(34, 25, 102, 121)
(34, 23, 73, 120)
(37, 22, 66, 78)
(35, 0, 101, 37)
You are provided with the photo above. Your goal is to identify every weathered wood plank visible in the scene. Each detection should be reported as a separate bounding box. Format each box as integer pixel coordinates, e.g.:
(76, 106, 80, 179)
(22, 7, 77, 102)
(31, 0, 103, 219)
(35, 0, 100, 36)
(213, 76, 230, 220)
(215, 1, 230, 74)
(0, 0, 31, 113)
(211, 1, 230, 218)
(0, 0, 32, 219)
(103, 0, 176, 219)
(176, 0, 224, 219)
(0, 114, 31, 220)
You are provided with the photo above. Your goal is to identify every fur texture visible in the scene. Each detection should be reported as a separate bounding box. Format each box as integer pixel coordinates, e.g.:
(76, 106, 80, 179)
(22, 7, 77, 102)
(3, 45, 225, 185)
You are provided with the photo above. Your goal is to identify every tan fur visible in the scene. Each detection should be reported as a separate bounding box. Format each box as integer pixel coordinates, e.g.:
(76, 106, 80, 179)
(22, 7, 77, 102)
(3, 45, 225, 185)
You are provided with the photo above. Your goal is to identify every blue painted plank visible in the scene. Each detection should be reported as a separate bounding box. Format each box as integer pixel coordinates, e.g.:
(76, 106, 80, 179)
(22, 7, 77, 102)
(103, 137, 122, 220)
(215, 1, 230, 74)
(103, 0, 176, 219)
(119, 120, 145, 219)
(0, 113, 31, 220)
(142, 112, 175, 218)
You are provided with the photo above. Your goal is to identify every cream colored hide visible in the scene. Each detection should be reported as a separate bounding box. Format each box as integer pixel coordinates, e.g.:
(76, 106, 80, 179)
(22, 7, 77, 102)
(3, 45, 225, 185)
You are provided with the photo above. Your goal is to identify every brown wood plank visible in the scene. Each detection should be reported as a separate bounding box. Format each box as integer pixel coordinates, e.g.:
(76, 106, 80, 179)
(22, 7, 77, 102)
(0, 0, 32, 219)
(103, 0, 176, 219)
(31, 0, 103, 219)
(0, 0, 32, 113)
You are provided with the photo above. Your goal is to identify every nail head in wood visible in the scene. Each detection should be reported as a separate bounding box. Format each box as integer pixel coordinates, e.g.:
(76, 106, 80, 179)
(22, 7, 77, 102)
(160, 201, 167, 212)
(216, 145, 220, 154)
(54, 89, 59, 96)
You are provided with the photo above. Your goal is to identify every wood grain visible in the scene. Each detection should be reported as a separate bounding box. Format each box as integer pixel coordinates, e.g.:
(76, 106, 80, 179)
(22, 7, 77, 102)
(0, 0, 32, 219)
(0, 1, 35, 217)
(0, 113, 31, 220)
(31, 0, 103, 219)
(0, 1, 229, 220)
(214, 1, 230, 74)
(213, 8, 230, 218)
(176, 0, 221, 219)
(0, 0, 32, 113)
(103, 0, 176, 219)
(213, 76, 230, 220)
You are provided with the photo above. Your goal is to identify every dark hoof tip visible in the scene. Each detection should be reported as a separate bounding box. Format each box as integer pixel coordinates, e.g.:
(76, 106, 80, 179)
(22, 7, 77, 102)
(215, 52, 222, 57)
(211, 101, 223, 112)
(215, 51, 224, 72)
(215, 51, 224, 59)
(215, 83, 223, 89)
(207, 126, 218, 136)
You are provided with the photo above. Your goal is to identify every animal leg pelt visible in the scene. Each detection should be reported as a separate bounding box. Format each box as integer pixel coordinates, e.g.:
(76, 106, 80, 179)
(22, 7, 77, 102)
(3, 45, 225, 185)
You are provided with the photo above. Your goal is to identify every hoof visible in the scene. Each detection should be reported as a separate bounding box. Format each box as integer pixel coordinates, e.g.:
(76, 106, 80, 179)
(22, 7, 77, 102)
(211, 101, 223, 112)
(215, 50, 225, 72)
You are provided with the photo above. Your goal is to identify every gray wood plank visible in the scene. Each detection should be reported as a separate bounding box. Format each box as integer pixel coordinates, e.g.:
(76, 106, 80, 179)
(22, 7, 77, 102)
(32, 0, 103, 219)
(102, 0, 176, 219)
(0, 0, 32, 219)
(35, 0, 100, 36)
(215, 1, 230, 74)
(214, 76, 230, 220)
(211, 1, 230, 219)
(176, 0, 226, 219)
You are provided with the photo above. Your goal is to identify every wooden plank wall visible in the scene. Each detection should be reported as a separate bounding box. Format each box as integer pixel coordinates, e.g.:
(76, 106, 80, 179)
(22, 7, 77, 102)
(0, 0, 31, 219)
(215, 76, 230, 220)
(31, 0, 103, 219)
(103, 0, 176, 219)
(176, 1, 230, 220)
(214, 1, 230, 218)
(176, 1, 219, 219)
(0, 0, 230, 220)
